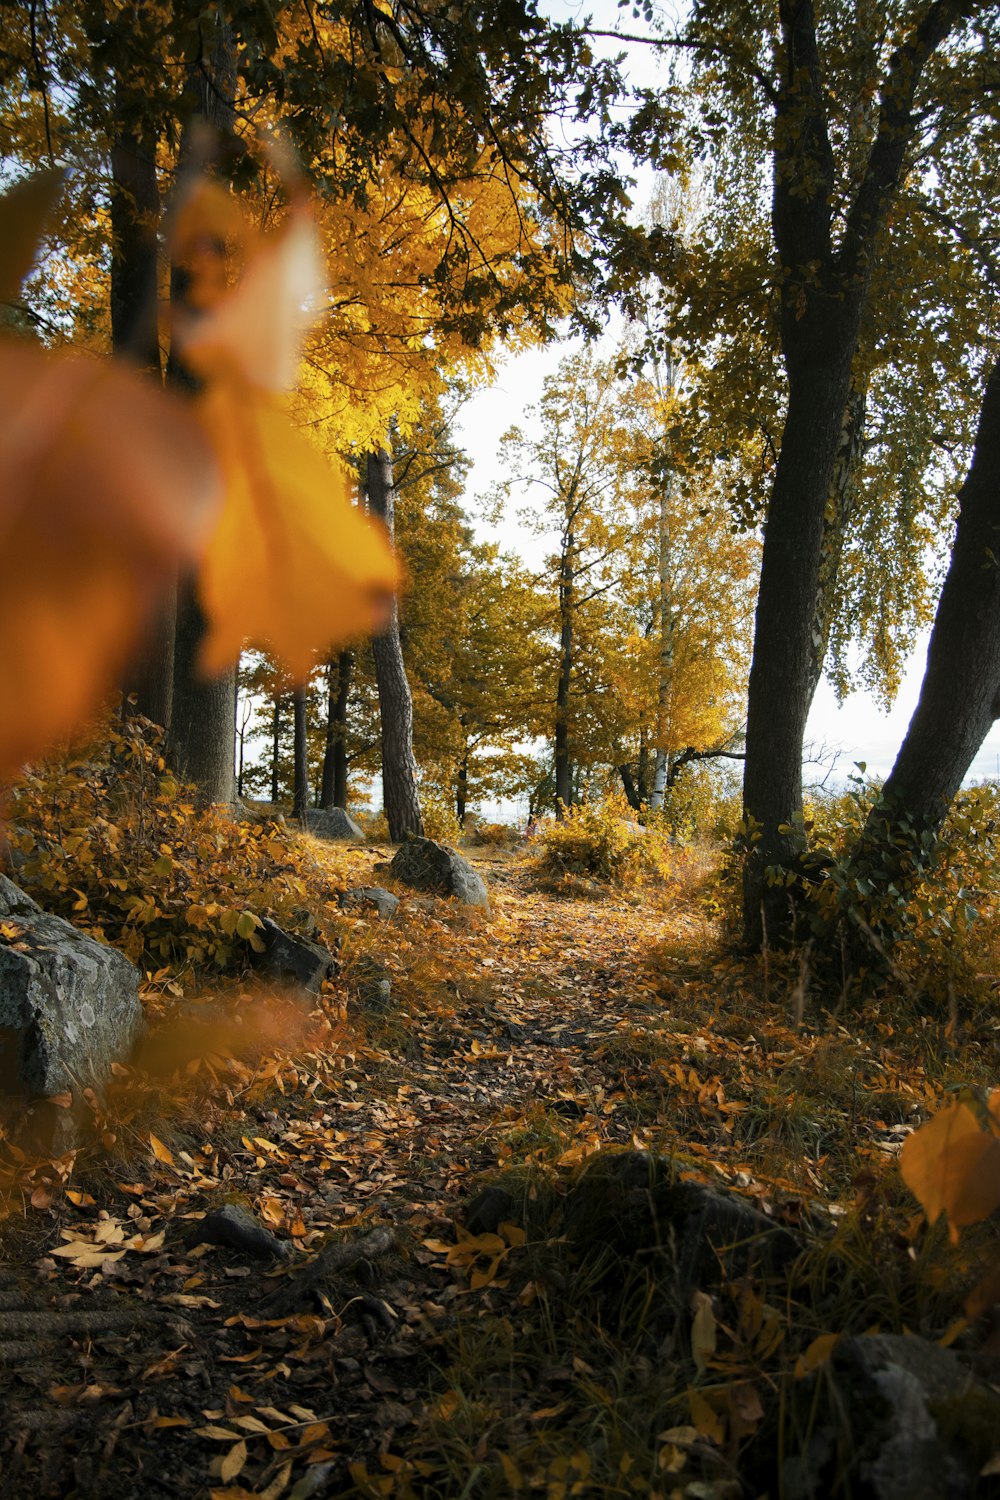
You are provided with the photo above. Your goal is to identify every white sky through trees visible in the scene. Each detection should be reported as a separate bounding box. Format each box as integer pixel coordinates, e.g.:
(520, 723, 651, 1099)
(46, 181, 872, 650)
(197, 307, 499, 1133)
(455, 0, 1000, 793)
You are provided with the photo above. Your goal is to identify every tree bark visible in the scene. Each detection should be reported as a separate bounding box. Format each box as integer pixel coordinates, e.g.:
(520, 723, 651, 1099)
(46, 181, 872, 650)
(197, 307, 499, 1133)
(456, 737, 470, 823)
(292, 685, 310, 822)
(108, 109, 177, 728)
(835, 353, 1000, 948)
(270, 695, 282, 803)
(163, 13, 238, 802)
(554, 537, 574, 813)
(739, 0, 968, 947)
(168, 577, 236, 803)
(366, 450, 424, 841)
(320, 652, 353, 809)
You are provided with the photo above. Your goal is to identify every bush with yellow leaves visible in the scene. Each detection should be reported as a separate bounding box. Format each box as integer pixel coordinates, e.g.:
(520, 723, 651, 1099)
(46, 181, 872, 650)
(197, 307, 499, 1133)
(6, 715, 315, 983)
(535, 798, 669, 887)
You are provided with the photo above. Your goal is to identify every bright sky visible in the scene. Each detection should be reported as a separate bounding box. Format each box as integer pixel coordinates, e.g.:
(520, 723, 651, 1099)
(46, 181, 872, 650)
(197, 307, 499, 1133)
(454, 2, 1000, 794)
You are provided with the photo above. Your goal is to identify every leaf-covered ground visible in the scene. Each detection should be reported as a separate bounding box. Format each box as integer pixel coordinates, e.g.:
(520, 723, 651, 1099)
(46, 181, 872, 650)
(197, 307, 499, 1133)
(0, 835, 998, 1499)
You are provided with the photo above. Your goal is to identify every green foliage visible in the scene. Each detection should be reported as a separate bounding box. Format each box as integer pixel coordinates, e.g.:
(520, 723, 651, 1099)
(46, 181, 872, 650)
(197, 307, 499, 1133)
(797, 773, 1000, 995)
(535, 798, 668, 887)
(7, 716, 314, 981)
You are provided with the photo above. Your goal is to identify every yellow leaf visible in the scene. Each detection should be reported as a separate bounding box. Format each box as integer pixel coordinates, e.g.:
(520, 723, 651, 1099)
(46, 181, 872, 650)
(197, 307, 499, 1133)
(794, 1332, 840, 1379)
(687, 1388, 725, 1444)
(690, 1291, 717, 1375)
(195, 381, 398, 680)
(149, 1133, 176, 1167)
(901, 1101, 1000, 1237)
(220, 1439, 247, 1483)
(0, 347, 218, 779)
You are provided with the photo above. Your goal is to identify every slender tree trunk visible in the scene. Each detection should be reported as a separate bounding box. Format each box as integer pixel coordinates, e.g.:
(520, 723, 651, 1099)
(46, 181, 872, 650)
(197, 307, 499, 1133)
(164, 14, 237, 802)
(320, 651, 353, 809)
(456, 739, 470, 823)
(835, 354, 1000, 951)
(649, 449, 676, 813)
(554, 540, 574, 814)
(270, 696, 282, 803)
(293, 685, 309, 822)
(366, 450, 424, 841)
(617, 763, 642, 811)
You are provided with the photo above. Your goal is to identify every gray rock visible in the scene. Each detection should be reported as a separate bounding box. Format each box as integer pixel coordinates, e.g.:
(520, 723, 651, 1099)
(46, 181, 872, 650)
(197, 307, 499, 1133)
(784, 1332, 991, 1500)
(338, 886, 400, 920)
(185, 1203, 293, 1263)
(389, 838, 489, 909)
(351, 955, 393, 1014)
(0, 876, 144, 1100)
(254, 918, 337, 994)
(305, 807, 363, 841)
(465, 1186, 517, 1235)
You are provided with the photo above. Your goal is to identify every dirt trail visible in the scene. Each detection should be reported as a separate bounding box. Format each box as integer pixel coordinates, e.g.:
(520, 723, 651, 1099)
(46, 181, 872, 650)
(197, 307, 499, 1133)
(0, 846, 725, 1498)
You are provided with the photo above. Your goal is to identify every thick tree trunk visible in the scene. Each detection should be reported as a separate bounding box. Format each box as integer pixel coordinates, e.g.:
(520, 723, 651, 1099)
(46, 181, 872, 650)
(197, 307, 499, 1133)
(320, 652, 353, 810)
(292, 686, 310, 822)
(164, 14, 238, 801)
(109, 116, 176, 728)
(836, 354, 1000, 950)
(366, 450, 424, 841)
(168, 577, 236, 803)
(742, 354, 856, 946)
(739, 0, 966, 948)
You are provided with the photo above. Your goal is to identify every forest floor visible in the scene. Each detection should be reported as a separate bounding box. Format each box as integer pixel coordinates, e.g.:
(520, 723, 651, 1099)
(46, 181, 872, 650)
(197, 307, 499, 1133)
(0, 835, 998, 1499)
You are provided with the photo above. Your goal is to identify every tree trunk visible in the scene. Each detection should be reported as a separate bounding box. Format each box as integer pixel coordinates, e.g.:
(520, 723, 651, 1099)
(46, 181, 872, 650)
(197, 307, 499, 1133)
(739, 0, 965, 948)
(554, 539, 574, 814)
(742, 354, 857, 946)
(320, 651, 353, 809)
(168, 576, 236, 803)
(617, 763, 642, 810)
(270, 696, 282, 803)
(109, 112, 177, 728)
(163, 14, 237, 800)
(292, 685, 309, 822)
(836, 354, 1000, 949)
(456, 738, 470, 823)
(366, 450, 424, 841)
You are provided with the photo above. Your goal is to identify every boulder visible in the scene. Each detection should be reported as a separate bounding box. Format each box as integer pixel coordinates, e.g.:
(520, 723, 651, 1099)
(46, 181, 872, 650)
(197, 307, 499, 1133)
(389, 838, 489, 909)
(304, 808, 363, 841)
(783, 1332, 994, 1500)
(253, 918, 337, 994)
(338, 886, 400, 921)
(0, 875, 144, 1099)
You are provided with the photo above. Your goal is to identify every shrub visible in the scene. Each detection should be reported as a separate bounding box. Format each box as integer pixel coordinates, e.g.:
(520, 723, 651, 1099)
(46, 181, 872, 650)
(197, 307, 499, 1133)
(419, 789, 463, 845)
(535, 798, 669, 886)
(472, 821, 522, 847)
(7, 716, 314, 983)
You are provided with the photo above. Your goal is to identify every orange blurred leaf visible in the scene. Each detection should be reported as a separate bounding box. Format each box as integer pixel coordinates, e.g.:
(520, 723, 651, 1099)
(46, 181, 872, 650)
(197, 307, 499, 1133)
(0, 346, 218, 778)
(195, 382, 398, 679)
(173, 184, 324, 392)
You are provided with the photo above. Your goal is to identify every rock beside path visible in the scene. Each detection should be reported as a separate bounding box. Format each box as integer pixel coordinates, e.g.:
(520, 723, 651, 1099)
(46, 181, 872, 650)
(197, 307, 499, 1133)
(0, 875, 144, 1104)
(305, 808, 364, 841)
(389, 838, 489, 909)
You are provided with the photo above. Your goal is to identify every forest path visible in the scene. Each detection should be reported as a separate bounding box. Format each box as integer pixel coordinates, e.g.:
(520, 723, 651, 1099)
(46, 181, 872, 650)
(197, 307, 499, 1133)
(0, 838, 947, 1497)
